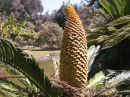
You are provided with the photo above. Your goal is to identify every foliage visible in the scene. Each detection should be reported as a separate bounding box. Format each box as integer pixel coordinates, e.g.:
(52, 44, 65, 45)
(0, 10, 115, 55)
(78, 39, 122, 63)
(86, 2, 130, 97)
(0, 0, 44, 32)
(99, 0, 130, 22)
(85, 0, 130, 96)
(88, 0, 130, 79)
(0, 1, 130, 96)
(0, 14, 36, 41)
(0, 63, 35, 92)
(52, 2, 66, 29)
(34, 22, 63, 50)
(87, 0, 101, 8)
(78, 4, 106, 30)
(0, 37, 60, 97)
(52, 2, 105, 31)
(0, 78, 28, 97)
(0, 0, 43, 19)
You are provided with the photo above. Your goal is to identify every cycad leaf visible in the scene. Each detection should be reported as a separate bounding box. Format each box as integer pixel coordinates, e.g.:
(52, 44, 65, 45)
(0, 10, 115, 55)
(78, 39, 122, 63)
(98, 70, 130, 90)
(102, 24, 130, 50)
(0, 63, 34, 92)
(113, 0, 124, 16)
(87, 26, 116, 45)
(124, 0, 130, 15)
(0, 78, 27, 97)
(107, 15, 130, 27)
(86, 71, 105, 88)
(108, 71, 130, 86)
(119, 0, 125, 10)
(0, 37, 59, 97)
(99, 8, 112, 22)
(96, 35, 109, 42)
(88, 45, 100, 66)
(99, 0, 115, 20)
(90, 26, 107, 33)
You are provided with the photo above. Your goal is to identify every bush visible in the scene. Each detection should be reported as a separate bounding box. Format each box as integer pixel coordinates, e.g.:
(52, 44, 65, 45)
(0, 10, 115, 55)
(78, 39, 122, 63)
(34, 22, 63, 50)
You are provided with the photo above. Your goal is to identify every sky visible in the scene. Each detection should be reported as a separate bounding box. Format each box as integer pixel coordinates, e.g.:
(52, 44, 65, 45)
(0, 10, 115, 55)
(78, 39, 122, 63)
(41, 0, 82, 14)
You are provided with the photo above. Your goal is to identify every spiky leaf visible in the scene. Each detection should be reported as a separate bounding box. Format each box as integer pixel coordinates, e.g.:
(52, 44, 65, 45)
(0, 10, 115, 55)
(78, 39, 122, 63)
(0, 37, 59, 97)
(107, 15, 130, 27)
(0, 78, 27, 97)
(102, 24, 130, 49)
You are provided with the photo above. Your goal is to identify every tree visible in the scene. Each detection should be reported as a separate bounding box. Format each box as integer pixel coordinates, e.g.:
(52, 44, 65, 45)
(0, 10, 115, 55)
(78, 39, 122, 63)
(53, 2, 66, 29)
(0, 14, 36, 42)
(34, 22, 63, 50)
(52, 2, 104, 30)
(0, 0, 43, 20)
(0, 0, 44, 32)
(87, 0, 102, 8)
(78, 3, 105, 30)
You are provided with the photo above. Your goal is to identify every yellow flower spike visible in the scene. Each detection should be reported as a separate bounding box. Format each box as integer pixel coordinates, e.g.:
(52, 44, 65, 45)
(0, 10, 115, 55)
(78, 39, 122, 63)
(59, 4, 88, 88)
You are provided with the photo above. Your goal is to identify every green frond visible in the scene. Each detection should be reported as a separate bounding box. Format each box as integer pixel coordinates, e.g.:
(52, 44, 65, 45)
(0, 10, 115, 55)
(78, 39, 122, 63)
(107, 15, 130, 27)
(102, 24, 130, 50)
(0, 78, 27, 97)
(99, 0, 130, 23)
(86, 71, 105, 88)
(124, 0, 130, 15)
(99, 8, 112, 22)
(87, 70, 130, 96)
(0, 37, 60, 97)
(0, 63, 34, 92)
(111, 0, 124, 16)
(87, 26, 116, 46)
(97, 70, 130, 93)
(99, 0, 116, 20)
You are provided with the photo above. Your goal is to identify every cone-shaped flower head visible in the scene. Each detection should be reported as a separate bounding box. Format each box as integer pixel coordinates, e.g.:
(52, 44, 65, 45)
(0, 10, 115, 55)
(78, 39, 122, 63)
(60, 4, 88, 88)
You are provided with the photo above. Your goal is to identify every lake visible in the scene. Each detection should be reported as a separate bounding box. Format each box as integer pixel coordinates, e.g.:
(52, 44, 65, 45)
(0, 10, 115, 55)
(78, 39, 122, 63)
(0, 50, 60, 87)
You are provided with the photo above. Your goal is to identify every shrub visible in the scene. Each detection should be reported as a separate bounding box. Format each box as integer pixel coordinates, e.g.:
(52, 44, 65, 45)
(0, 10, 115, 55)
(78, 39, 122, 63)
(35, 22, 63, 50)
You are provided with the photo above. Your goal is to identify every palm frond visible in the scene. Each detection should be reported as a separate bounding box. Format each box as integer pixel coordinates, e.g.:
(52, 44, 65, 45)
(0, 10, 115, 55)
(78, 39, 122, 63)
(86, 71, 105, 88)
(87, 26, 117, 46)
(124, 0, 130, 15)
(87, 13, 130, 78)
(99, 0, 116, 20)
(87, 70, 130, 96)
(102, 24, 130, 50)
(0, 63, 34, 92)
(99, 0, 130, 22)
(97, 70, 130, 93)
(107, 15, 130, 27)
(0, 37, 60, 97)
(111, 0, 124, 16)
(88, 36, 130, 78)
(0, 78, 27, 97)
(99, 8, 112, 22)
(87, 44, 119, 79)
(88, 45, 100, 66)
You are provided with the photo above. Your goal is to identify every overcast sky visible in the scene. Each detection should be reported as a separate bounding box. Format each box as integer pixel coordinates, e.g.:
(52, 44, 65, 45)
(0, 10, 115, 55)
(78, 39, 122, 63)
(41, 0, 82, 14)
